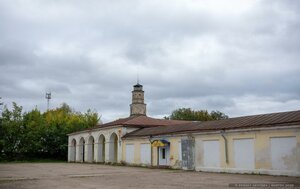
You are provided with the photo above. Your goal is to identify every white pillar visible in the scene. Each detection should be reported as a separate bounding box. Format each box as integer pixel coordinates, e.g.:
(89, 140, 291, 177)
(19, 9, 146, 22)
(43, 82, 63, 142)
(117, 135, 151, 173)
(94, 143, 99, 162)
(84, 143, 89, 162)
(86, 143, 91, 162)
(105, 141, 111, 163)
(117, 139, 122, 163)
(76, 144, 81, 162)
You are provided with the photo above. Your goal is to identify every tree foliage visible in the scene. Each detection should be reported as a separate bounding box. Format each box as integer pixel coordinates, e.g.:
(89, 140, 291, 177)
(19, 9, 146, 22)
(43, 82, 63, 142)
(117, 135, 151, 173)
(166, 108, 228, 121)
(0, 102, 100, 161)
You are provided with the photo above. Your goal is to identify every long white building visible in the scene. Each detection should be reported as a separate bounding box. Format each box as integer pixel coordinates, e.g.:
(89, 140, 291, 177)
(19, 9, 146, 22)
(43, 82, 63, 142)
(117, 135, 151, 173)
(68, 83, 300, 176)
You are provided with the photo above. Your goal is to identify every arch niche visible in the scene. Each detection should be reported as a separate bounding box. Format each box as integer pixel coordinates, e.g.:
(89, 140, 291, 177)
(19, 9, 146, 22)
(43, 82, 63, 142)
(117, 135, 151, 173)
(70, 139, 76, 162)
(98, 134, 105, 162)
(78, 137, 85, 162)
(87, 135, 95, 162)
(109, 133, 118, 163)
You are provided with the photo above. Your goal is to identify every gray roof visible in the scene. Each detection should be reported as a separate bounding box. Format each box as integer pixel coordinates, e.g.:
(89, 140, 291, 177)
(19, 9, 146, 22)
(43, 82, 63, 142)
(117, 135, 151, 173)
(123, 110, 300, 138)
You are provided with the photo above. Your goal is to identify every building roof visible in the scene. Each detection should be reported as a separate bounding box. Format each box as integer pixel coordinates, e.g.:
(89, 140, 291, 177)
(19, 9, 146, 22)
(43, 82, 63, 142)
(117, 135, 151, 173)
(95, 115, 190, 128)
(123, 110, 300, 138)
(68, 115, 190, 135)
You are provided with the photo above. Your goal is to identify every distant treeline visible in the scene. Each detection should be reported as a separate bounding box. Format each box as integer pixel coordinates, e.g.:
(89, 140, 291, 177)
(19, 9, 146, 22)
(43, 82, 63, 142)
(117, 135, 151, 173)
(0, 103, 100, 161)
(165, 108, 229, 121)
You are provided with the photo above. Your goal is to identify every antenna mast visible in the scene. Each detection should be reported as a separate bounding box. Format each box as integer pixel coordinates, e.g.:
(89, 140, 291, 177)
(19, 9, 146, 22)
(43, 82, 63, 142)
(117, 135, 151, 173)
(45, 92, 51, 110)
(0, 97, 3, 114)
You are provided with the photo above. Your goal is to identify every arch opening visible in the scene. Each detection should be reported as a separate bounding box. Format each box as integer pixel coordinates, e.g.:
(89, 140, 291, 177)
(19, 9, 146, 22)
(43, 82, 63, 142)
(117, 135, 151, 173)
(79, 137, 85, 162)
(87, 136, 95, 162)
(70, 139, 76, 162)
(109, 133, 118, 163)
(98, 134, 106, 162)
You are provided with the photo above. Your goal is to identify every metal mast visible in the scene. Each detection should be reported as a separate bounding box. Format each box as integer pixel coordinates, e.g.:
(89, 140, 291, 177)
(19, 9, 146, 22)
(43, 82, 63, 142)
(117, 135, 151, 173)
(0, 97, 3, 114)
(45, 92, 51, 110)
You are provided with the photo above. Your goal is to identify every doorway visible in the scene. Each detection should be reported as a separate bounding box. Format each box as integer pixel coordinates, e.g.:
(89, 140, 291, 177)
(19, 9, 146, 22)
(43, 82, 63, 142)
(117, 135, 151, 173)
(158, 146, 170, 166)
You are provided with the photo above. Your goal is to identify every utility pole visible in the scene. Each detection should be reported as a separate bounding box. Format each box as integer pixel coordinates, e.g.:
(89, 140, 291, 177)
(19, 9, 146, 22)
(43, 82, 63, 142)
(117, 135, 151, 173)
(45, 92, 51, 110)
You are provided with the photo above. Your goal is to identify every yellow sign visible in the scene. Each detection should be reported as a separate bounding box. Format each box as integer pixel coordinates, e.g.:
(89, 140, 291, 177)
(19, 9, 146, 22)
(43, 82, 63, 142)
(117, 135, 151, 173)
(151, 140, 167, 147)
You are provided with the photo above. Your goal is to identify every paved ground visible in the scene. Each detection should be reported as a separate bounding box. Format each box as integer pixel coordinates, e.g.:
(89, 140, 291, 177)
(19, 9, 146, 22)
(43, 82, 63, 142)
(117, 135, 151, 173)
(0, 163, 299, 189)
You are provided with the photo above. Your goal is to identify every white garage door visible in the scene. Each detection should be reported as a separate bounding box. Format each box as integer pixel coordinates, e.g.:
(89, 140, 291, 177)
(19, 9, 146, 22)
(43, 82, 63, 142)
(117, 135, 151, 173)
(270, 137, 297, 171)
(203, 140, 220, 168)
(126, 144, 134, 163)
(140, 144, 151, 164)
(233, 139, 255, 170)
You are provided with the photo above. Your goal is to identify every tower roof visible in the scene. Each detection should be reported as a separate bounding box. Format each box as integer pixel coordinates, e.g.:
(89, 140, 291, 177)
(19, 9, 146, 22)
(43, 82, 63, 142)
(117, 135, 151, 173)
(133, 83, 143, 88)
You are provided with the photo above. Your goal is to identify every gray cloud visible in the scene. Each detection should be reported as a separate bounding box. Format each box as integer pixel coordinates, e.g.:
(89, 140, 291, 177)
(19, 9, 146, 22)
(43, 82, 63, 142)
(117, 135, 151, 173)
(0, 0, 300, 122)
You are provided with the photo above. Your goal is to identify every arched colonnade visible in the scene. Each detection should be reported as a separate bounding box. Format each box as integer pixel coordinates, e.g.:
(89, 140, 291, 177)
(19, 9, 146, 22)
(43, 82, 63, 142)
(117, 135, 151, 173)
(68, 132, 120, 163)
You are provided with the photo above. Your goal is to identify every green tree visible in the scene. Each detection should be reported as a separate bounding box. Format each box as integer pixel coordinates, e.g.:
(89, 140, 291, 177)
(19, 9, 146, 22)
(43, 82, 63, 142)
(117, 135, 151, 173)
(22, 108, 44, 158)
(167, 108, 228, 121)
(0, 102, 100, 161)
(210, 110, 229, 120)
(41, 103, 100, 159)
(0, 103, 24, 160)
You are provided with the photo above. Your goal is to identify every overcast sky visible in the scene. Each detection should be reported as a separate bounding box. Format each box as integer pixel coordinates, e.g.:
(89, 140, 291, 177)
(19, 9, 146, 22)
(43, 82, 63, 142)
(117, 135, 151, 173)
(0, 0, 300, 122)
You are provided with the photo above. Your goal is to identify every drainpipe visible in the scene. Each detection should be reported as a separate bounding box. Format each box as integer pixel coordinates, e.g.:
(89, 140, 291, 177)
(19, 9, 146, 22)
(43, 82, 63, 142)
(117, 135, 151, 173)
(221, 130, 229, 164)
(149, 135, 153, 167)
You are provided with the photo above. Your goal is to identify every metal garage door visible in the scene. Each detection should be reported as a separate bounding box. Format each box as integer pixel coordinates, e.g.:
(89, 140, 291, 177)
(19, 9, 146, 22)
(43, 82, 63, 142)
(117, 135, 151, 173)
(178, 142, 182, 161)
(270, 137, 297, 171)
(203, 140, 220, 168)
(140, 144, 151, 164)
(126, 144, 134, 163)
(233, 138, 255, 169)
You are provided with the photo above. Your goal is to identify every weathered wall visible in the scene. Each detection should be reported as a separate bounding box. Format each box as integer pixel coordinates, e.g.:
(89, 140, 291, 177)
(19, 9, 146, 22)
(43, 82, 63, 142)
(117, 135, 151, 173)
(122, 138, 151, 165)
(194, 128, 300, 176)
(122, 136, 182, 167)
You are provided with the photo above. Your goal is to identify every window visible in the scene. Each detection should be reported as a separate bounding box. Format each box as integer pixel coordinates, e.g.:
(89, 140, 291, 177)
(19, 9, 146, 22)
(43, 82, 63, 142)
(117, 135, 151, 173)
(162, 148, 166, 159)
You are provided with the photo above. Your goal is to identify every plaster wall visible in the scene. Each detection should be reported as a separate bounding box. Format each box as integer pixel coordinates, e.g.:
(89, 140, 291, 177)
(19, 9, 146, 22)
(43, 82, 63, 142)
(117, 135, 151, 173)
(125, 144, 134, 163)
(122, 138, 150, 165)
(140, 143, 151, 164)
(194, 128, 300, 176)
(122, 137, 182, 167)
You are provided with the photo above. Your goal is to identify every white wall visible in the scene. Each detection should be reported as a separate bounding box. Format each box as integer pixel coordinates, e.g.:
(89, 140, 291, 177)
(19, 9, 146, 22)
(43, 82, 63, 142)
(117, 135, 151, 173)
(233, 138, 255, 170)
(270, 137, 297, 171)
(203, 140, 220, 168)
(140, 143, 151, 165)
(126, 144, 134, 163)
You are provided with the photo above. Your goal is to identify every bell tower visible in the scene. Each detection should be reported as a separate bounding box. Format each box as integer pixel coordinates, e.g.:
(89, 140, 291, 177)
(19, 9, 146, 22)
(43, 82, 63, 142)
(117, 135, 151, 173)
(130, 83, 146, 116)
